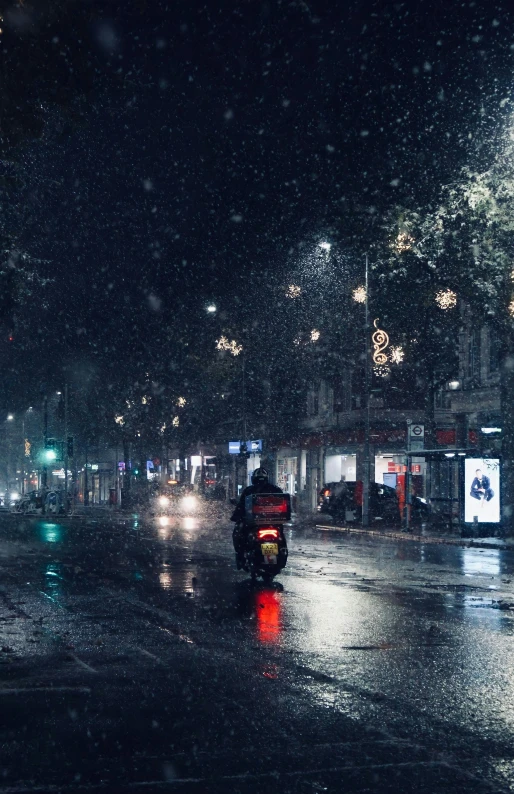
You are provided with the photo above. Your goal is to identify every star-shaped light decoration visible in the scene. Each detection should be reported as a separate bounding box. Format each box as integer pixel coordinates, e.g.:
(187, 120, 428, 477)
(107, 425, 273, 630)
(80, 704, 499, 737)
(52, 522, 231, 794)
(115, 415, 125, 426)
(373, 364, 391, 378)
(286, 284, 302, 299)
(435, 289, 457, 310)
(390, 345, 404, 365)
(176, 396, 186, 407)
(392, 231, 414, 253)
(310, 329, 320, 342)
(216, 336, 243, 356)
(352, 285, 367, 303)
(172, 416, 180, 427)
(509, 299, 514, 317)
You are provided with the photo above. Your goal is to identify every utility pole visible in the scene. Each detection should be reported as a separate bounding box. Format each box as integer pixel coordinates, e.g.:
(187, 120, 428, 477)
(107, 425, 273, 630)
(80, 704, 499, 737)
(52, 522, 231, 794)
(42, 396, 48, 491)
(362, 252, 371, 528)
(63, 384, 68, 515)
(242, 352, 247, 442)
(84, 444, 89, 506)
(21, 417, 25, 495)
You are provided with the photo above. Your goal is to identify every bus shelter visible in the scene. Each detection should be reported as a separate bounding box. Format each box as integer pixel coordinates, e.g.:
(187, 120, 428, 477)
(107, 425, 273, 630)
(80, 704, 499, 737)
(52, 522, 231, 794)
(405, 449, 476, 533)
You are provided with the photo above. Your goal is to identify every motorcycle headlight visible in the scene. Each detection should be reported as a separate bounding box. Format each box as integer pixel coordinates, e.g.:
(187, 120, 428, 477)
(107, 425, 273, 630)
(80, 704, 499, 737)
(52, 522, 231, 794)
(158, 496, 169, 507)
(181, 495, 197, 511)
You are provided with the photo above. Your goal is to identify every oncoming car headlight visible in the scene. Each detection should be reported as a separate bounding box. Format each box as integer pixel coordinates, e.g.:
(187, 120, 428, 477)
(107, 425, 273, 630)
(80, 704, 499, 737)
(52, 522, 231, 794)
(181, 495, 197, 511)
(158, 496, 170, 507)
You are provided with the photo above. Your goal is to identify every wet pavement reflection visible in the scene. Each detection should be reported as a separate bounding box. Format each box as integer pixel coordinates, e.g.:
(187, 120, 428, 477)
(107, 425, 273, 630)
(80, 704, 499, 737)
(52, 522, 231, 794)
(1, 509, 514, 792)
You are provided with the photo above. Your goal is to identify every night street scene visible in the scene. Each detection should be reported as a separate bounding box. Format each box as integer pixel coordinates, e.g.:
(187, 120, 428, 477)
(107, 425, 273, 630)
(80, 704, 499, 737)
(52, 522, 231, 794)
(5, 1, 514, 793)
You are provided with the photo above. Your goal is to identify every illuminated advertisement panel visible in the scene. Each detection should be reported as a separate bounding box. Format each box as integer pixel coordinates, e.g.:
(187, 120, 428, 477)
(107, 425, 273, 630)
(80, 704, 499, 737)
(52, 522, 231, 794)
(464, 458, 500, 524)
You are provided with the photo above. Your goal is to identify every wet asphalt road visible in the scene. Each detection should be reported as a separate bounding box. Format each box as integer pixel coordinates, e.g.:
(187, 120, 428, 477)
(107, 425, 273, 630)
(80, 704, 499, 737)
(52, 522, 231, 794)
(1, 508, 514, 793)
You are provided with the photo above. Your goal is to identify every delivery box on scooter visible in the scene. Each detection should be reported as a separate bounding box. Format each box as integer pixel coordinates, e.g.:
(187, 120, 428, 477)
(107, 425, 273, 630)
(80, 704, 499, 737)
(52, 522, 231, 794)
(244, 492, 291, 524)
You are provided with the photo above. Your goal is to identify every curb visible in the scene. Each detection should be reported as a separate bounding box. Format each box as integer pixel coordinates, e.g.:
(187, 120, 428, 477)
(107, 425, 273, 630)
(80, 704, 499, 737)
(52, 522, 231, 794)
(314, 523, 514, 551)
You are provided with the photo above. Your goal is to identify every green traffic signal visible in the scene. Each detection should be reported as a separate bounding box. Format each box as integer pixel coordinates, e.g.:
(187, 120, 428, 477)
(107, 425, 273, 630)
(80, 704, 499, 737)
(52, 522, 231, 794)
(43, 449, 57, 463)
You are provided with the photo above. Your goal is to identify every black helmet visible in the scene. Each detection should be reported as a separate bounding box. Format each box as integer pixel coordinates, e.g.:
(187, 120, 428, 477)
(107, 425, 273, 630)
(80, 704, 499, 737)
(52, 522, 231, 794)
(251, 467, 269, 485)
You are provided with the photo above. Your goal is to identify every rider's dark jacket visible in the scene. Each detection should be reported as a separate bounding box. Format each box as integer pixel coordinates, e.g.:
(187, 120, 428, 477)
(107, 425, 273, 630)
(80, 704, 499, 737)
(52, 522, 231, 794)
(230, 481, 283, 523)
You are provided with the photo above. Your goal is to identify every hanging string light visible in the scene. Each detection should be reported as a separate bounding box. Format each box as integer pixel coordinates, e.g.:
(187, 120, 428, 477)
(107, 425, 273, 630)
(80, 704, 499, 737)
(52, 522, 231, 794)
(372, 319, 389, 365)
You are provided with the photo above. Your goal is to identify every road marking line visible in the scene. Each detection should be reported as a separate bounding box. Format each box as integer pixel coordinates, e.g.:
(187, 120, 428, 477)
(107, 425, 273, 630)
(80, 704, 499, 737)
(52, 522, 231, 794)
(68, 653, 97, 673)
(0, 760, 502, 792)
(132, 646, 163, 664)
(0, 686, 91, 695)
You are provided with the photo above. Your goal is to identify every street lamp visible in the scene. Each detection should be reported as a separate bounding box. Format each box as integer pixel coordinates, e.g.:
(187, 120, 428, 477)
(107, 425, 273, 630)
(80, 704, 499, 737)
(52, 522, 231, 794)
(206, 304, 217, 314)
(319, 241, 331, 252)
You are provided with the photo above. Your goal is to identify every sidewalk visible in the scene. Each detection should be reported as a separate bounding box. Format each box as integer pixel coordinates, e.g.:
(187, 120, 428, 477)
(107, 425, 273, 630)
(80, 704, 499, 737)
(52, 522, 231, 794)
(298, 514, 514, 551)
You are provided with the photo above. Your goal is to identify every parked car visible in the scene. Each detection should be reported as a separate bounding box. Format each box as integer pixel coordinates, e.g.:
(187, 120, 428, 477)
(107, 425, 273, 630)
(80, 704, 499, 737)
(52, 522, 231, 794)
(318, 481, 429, 524)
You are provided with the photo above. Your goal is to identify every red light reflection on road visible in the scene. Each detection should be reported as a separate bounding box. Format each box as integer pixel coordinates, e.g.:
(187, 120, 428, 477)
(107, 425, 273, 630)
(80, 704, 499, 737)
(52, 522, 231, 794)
(255, 589, 282, 645)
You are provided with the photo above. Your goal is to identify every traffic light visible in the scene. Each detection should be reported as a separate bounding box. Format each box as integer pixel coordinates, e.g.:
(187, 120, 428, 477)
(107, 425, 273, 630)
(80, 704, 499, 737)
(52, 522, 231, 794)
(67, 436, 74, 458)
(43, 449, 57, 463)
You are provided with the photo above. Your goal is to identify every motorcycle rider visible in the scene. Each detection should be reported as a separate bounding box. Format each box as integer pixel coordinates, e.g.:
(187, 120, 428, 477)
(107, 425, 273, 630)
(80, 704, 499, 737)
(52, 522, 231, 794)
(231, 467, 283, 569)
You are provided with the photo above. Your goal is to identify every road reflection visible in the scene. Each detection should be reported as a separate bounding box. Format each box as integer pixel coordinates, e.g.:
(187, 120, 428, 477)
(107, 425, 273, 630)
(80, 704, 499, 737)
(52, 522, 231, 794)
(254, 588, 282, 644)
(460, 547, 500, 578)
(37, 522, 63, 544)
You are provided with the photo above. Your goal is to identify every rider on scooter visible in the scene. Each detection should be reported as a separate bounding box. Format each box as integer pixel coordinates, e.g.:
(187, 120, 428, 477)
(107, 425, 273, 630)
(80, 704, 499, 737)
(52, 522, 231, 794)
(231, 467, 283, 569)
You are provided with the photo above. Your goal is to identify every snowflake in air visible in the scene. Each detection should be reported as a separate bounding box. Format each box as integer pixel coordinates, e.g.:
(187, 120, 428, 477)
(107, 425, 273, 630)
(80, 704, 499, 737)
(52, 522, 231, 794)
(352, 285, 367, 303)
(435, 289, 457, 310)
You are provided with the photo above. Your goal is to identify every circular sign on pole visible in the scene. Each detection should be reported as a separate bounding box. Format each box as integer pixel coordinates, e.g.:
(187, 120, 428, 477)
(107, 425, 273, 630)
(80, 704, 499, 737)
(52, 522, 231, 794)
(412, 425, 423, 436)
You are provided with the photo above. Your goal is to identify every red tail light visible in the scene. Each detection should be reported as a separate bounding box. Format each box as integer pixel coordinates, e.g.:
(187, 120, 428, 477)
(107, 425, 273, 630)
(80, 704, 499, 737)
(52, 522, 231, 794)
(257, 528, 279, 539)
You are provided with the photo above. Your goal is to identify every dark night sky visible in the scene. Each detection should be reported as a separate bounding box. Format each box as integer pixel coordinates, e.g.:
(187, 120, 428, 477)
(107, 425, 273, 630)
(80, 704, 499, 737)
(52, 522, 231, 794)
(3, 0, 514, 409)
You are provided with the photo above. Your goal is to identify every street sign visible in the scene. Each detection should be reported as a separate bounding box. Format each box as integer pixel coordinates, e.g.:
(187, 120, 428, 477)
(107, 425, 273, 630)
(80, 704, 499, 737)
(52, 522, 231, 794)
(408, 424, 424, 452)
(229, 439, 263, 454)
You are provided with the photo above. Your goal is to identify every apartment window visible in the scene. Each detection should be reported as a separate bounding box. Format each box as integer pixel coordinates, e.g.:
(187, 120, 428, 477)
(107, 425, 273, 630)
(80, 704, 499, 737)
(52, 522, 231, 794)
(307, 388, 319, 417)
(489, 327, 501, 374)
(333, 380, 345, 413)
(468, 330, 480, 383)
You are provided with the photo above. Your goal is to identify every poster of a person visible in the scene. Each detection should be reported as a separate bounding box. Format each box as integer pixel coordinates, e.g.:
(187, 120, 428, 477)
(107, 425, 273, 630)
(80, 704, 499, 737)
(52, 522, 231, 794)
(464, 459, 500, 523)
